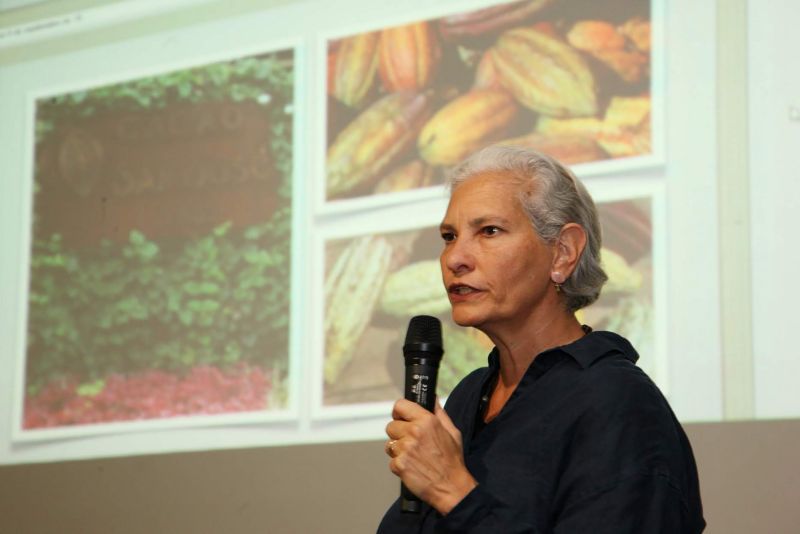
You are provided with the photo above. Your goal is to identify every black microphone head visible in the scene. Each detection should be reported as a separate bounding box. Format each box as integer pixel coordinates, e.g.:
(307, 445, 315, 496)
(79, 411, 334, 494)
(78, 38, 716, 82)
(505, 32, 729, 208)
(403, 315, 443, 359)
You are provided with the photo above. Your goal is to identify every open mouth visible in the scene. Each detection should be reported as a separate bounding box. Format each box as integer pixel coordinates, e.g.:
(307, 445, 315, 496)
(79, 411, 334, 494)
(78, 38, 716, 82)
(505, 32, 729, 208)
(448, 283, 480, 296)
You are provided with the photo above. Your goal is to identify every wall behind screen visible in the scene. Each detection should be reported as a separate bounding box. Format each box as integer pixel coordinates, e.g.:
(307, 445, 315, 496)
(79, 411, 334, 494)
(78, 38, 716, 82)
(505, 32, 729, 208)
(1, 422, 799, 533)
(748, 0, 800, 418)
(0, 0, 792, 466)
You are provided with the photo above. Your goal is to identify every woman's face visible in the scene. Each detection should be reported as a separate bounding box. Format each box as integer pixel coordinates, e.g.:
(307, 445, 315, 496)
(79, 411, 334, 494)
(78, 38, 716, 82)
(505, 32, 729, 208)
(439, 171, 557, 334)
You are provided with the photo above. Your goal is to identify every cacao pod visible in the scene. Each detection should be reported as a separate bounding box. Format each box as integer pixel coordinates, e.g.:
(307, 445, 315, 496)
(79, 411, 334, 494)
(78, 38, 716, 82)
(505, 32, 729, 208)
(327, 91, 432, 198)
(536, 116, 604, 137)
(597, 96, 651, 157)
(491, 27, 597, 117)
(325, 235, 393, 384)
(472, 50, 502, 90)
(438, 0, 554, 42)
(373, 159, 435, 194)
(378, 259, 450, 317)
(498, 132, 606, 165)
(604, 96, 650, 127)
(601, 247, 642, 294)
(567, 20, 626, 50)
(330, 32, 380, 108)
(567, 21, 648, 83)
(378, 21, 441, 92)
(418, 89, 518, 166)
(619, 17, 651, 52)
(598, 201, 651, 264)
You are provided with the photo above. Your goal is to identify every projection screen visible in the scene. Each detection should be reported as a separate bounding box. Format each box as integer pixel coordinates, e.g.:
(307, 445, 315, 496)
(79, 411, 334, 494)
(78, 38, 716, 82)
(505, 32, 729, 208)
(0, 0, 743, 465)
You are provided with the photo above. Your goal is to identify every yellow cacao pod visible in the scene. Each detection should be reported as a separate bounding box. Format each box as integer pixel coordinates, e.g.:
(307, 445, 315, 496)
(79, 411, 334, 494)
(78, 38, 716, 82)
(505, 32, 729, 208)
(378, 21, 441, 92)
(491, 27, 597, 117)
(619, 17, 651, 52)
(536, 116, 604, 137)
(601, 247, 642, 294)
(330, 32, 380, 108)
(325, 235, 393, 384)
(418, 89, 518, 166)
(327, 91, 432, 198)
(378, 259, 450, 317)
(598, 96, 651, 157)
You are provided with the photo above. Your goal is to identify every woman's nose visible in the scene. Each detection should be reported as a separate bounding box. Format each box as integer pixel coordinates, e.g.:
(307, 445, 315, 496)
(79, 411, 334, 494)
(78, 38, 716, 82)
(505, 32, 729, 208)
(441, 237, 474, 275)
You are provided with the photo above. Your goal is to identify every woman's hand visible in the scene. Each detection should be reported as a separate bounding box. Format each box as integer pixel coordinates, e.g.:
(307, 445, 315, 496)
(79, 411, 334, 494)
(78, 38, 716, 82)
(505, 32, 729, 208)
(385, 399, 477, 515)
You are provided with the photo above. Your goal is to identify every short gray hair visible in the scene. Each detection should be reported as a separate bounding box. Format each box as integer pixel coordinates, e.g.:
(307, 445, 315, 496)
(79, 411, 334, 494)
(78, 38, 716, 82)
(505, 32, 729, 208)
(448, 144, 607, 312)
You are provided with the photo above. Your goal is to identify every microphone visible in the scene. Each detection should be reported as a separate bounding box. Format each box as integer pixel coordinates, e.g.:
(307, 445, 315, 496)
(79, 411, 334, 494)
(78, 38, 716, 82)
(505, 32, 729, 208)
(401, 315, 444, 514)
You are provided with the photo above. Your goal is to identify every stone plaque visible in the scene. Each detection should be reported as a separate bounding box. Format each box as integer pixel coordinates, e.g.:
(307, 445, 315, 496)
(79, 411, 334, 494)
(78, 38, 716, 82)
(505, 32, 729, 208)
(35, 101, 277, 246)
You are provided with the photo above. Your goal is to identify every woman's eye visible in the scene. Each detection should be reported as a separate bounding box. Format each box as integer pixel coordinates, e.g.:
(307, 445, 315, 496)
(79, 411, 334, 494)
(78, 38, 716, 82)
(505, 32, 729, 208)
(481, 226, 500, 236)
(441, 232, 455, 242)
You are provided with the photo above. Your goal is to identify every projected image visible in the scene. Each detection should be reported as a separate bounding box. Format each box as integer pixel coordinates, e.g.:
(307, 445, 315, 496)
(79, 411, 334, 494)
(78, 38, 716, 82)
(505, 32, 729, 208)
(322, 197, 654, 406)
(23, 50, 295, 431)
(325, 0, 652, 201)
(581, 198, 655, 373)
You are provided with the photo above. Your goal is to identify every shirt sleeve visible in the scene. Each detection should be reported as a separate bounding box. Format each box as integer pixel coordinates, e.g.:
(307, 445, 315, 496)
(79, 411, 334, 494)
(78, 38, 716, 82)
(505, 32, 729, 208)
(436, 474, 704, 534)
(434, 484, 541, 534)
(552, 471, 705, 534)
(550, 361, 706, 533)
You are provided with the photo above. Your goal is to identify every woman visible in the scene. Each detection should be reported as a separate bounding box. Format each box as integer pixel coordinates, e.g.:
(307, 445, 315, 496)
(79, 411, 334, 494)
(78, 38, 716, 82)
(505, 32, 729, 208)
(377, 145, 705, 533)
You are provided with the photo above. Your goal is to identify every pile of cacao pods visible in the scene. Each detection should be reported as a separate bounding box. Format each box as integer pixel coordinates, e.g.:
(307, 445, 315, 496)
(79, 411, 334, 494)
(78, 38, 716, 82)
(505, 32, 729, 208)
(323, 229, 495, 391)
(323, 202, 653, 394)
(326, 0, 652, 201)
(323, 0, 656, 398)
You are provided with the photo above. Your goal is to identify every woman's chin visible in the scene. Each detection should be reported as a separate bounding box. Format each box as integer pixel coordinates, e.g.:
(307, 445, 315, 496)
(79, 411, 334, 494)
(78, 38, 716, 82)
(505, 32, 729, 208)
(451, 309, 484, 328)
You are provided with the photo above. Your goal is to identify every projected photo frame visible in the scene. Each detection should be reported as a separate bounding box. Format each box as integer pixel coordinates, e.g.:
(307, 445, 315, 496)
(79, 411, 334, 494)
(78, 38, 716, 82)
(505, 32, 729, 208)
(321, 0, 658, 211)
(17, 46, 298, 439)
(315, 189, 663, 414)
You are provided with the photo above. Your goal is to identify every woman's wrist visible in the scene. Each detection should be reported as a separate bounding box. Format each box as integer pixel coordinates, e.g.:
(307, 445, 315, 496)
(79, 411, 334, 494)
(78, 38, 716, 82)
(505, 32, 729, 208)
(431, 470, 478, 515)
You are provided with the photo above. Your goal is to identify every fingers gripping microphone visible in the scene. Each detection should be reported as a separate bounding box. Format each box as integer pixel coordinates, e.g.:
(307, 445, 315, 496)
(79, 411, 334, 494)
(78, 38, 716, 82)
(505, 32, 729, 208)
(401, 315, 444, 514)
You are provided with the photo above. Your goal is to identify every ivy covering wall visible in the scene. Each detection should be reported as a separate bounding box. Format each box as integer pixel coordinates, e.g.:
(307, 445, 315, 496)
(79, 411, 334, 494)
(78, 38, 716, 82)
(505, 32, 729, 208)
(24, 52, 294, 426)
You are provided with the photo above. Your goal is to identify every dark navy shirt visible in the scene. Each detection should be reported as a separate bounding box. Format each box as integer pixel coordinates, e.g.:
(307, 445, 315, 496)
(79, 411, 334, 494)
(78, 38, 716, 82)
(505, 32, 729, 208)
(377, 331, 705, 533)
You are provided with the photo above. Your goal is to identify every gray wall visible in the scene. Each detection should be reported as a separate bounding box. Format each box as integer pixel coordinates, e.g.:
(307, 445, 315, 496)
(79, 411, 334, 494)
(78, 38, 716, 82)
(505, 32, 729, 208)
(1, 419, 798, 533)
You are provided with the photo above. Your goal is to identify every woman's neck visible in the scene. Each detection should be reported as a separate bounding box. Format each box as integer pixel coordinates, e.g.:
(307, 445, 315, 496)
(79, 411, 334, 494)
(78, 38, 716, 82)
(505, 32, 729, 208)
(486, 310, 585, 396)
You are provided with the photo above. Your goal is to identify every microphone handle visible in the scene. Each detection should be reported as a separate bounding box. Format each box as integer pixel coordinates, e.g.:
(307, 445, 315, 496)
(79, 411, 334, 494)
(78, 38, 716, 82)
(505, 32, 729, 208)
(401, 360, 439, 513)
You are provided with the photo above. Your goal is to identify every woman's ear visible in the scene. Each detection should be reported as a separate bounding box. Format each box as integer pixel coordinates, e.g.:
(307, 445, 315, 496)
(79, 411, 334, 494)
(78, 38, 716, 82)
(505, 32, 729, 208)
(551, 223, 587, 280)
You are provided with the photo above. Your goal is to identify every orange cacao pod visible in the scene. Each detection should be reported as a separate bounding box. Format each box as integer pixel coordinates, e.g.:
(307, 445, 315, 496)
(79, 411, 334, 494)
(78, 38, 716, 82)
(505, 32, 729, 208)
(567, 21, 648, 83)
(378, 21, 441, 92)
(472, 50, 502, 90)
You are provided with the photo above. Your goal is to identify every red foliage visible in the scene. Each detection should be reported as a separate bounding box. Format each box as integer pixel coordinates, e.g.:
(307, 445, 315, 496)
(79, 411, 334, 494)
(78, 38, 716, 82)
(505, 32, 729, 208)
(23, 364, 272, 429)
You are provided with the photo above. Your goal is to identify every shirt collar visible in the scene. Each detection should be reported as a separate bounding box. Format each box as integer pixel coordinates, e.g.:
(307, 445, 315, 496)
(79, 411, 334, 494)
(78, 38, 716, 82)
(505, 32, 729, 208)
(558, 330, 639, 368)
(485, 329, 639, 371)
